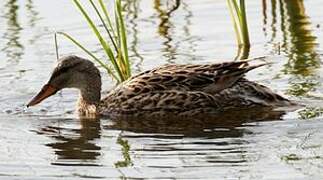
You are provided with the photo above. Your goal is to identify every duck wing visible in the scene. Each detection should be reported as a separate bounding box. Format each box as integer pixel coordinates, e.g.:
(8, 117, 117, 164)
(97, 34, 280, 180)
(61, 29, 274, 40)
(125, 61, 266, 94)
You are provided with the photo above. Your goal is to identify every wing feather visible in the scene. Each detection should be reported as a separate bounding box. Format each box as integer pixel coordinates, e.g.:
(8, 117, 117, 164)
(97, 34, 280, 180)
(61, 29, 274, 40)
(124, 61, 265, 94)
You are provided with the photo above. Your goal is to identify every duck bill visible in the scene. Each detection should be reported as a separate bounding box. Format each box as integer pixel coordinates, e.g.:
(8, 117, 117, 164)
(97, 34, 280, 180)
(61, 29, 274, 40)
(27, 84, 57, 107)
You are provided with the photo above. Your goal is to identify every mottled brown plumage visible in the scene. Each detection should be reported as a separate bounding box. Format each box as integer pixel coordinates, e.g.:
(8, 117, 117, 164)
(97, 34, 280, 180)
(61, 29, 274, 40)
(27, 55, 294, 118)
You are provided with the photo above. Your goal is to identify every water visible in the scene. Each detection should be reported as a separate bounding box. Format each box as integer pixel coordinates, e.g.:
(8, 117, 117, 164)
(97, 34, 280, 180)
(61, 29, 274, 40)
(0, 0, 323, 179)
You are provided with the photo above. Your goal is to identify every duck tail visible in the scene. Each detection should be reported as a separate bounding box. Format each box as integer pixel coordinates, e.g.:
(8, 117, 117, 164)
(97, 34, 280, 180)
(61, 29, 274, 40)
(222, 61, 271, 78)
(244, 62, 272, 72)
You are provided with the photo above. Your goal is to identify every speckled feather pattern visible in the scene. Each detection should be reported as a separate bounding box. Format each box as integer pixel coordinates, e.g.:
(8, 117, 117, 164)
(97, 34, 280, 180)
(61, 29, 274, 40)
(99, 61, 292, 116)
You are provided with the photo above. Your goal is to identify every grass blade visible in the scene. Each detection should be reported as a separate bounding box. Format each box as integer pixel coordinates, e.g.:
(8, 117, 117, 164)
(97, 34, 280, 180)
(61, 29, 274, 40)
(72, 0, 125, 81)
(227, 0, 250, 47)
(227, 0, 242, 45)
(89, 0, 118, 52)
(98, 0, 117, 42)
(116, 0, 130, 78)
(54, 32, 59, 60)
(239, 0, 250, 46)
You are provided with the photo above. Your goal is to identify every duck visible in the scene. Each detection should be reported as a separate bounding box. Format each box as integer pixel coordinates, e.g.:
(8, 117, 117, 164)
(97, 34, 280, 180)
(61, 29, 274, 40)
(27, 55, 294, 118)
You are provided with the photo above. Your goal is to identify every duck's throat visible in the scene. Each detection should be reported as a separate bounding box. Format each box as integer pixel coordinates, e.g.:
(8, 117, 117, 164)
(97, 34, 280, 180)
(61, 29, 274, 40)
(77, 88, 101, 116)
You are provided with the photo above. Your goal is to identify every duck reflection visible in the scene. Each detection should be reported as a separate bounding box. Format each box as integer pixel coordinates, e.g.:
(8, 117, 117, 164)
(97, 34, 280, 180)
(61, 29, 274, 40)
(105, 108, 287, 137)
(34, 108, 287, 168)
(103, 109, 285, 168)
(36, 118, 101, 166)
(105, 109, 287, 167)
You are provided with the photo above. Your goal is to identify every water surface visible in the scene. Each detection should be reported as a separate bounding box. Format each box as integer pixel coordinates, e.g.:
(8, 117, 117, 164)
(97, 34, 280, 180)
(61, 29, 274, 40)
(0, 0, 323, 179)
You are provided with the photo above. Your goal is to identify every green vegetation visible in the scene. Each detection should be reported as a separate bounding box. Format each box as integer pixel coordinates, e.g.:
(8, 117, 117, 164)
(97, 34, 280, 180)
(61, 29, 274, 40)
(55, 0, 252, 79)
(227, 0, 250, 47)
(286, 80, 318, 97)
(57, 0, 131, 83)
(281, 153, 302, 162)
(298, 107, 323, 119)
(114, 136, 133, 168)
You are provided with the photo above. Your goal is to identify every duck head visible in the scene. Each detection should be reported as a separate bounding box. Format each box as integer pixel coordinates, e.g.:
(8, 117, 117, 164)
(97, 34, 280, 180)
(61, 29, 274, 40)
(27, 55, 102, 115)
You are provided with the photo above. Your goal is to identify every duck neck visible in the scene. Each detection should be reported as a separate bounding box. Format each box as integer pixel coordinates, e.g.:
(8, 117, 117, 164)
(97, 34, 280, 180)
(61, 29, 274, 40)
(77, 77, 102, 116)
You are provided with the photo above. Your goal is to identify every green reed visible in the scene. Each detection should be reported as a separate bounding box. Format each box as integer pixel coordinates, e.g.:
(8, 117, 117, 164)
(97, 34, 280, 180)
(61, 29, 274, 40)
(227, 0, 250, 47)
(57, 0, 131, 83)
